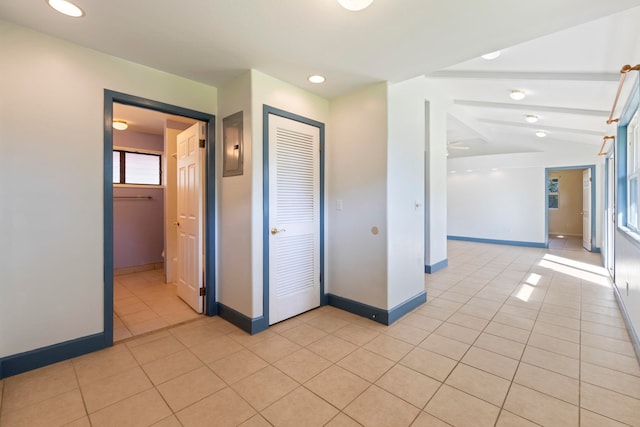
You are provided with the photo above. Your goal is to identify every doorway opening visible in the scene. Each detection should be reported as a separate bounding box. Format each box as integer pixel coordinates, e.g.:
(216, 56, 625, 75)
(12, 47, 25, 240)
(104, 90, 216, 346)
(545, 165, 596, 252)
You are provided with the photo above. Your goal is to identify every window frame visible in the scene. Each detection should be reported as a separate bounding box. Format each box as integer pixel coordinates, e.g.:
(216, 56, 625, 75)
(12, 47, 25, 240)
(112, 148, 163, 186)
(548, 177, 559, 209)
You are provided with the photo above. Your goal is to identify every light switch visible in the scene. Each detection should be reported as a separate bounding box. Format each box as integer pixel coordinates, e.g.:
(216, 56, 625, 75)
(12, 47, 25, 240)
(336, 199, 343, 211)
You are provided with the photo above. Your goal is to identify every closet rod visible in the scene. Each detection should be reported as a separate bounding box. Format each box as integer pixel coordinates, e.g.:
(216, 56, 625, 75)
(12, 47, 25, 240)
(607, 64, 640, 125)
(598, 135, 615, 157)
(113, 196, 153, 200)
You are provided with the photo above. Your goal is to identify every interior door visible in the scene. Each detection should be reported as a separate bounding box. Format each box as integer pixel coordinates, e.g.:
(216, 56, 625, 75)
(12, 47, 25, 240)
(176, 123, 205, 313)
(582, 168, 592, 251)
(268, 114, 320, 324)
(606, 156, 615, 275)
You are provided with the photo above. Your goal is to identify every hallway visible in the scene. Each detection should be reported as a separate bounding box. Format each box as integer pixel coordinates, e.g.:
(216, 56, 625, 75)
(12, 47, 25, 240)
(0, 241, 638, 426)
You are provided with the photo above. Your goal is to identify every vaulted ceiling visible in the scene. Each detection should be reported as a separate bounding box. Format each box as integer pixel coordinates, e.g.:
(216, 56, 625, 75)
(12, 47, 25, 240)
(2, 0, 640, 155)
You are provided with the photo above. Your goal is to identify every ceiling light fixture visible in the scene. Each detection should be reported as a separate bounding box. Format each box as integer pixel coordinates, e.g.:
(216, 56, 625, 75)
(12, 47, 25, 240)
(308, 75, 326, 84)
(113, 120, 128, 131)
(510, 90, 526, 101)
(525, 115, 539, 124)
(47, 0, 84, 17)
(337, 0, 374, 11)
(481, 51, 501, 60)
(535, 130, 547, 138)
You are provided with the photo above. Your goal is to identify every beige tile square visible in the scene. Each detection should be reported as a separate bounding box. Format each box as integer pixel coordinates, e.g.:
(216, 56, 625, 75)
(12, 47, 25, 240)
(238, 414, 272, 427)
(410, 411, 451, 427)
(384, 323, 430, 345)
(484, 322, 530, 344)
(324, 414, 364, 427)
(445, 363, 510, 406)
(580, 382, 640, 425)
(499, 304, 538, 320)
(126, 335, 185, 365)
(520, 346, 579, 379)
(474, 333, 524, 360)
(447, 312, 490, 331)
(415, 305, 456, 321)
(176, 387, 255, 427)
(125, 329, 172, 348)
(493, 313, 535, 331)
(495, 410, 539, 427)
(189, 334, 243, 364)
(307, 334, 358, 363)
(334, 324, 380, 346)
(72, 345, 138, 387)
(278, 323, 327, 346)
(227, 329, 278, 347)
(157, 366, 226, 412)
(247, 335, 301, 363)
(581, 345, 640, 376)
(527, 332, 579, 359)
(142, 349, 203, 385)
(337, 347, 395, 382)
(532, 321, 580, 343)
(150, 416, 182, 427)
(113, 327, 133, 342)
(503, 383, 578, 427)
(580, 409, 630, 427)
(363, 334, 414, 362)
(304, 314, 350, 332)
(89, 389, 171, 427)
(63, 416, 92, 427)
(120, 308, 160, 326)
(434, 322, 481, 344)
(581, 321, 631, 341)
(461, 347, 519, 380)
(418, 333, 470, 360)
(582, 311, 626, 328)
(0, 389, 86, 427)
(208, 349, 269, 384)
(305, 365, 370, 409)
(399, 347, 456, 382)
(169, 323, 224, 348)
(2, 362, 78, 413)
(232, 366, 298, 410)
(80, 366, 152, 413)
(261, 386, 338, 426)
(581, 362, 640, 400)
(273, 348, 331, 383)
(397, 313, 443, 331)
(375, 364, 440, 408)
(513, 362, 578, 405)
(581, 332, 636, 357)
(344, 385, 420, 427)
(425, 384, 500, 427)
(127, 317, 170, 336)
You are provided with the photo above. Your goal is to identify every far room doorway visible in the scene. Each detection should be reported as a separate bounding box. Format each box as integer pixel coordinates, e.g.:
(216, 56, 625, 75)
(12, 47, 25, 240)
(104, 91, 216, 345)
(546, 165, 595, 252)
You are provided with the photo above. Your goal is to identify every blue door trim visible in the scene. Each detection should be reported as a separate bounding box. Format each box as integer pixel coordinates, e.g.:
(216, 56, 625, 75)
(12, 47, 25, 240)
(544, 165, 596, 251)
(263, 105, 326, 329)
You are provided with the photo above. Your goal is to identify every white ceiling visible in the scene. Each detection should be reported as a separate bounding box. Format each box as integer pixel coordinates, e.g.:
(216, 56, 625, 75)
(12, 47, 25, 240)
(2, 0, 640, 153)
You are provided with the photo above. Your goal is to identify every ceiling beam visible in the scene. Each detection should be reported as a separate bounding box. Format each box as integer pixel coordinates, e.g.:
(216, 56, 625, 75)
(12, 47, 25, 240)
(478, 119, 605, 136)
(453, 100, 608, 117)
(427, 71, 619, 82)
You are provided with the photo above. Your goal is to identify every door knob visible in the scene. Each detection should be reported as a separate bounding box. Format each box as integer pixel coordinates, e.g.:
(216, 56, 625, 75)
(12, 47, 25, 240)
(271, 228, 286, 235)
(174, 221, 180, 226)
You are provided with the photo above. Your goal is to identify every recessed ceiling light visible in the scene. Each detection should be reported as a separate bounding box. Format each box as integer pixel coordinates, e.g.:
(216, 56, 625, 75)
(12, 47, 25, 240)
(535, 130, 547, 138)
(308, 75, 326, 84)
(525, 115, 539, 124)
(450, 170, 457, 174)
(466, 169, 473, 173)
(47, 0, 84, 17)
(113, 120, 128, 131)
(481, 51, 501, 60)
(491, 168, 499, 171)
(337, 0, 374, 11)
(510, 90, 526, 101)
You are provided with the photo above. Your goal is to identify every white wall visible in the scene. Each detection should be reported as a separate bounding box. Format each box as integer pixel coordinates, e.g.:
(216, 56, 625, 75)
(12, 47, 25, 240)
(217, 71, 253, 316)
(250, 70, 330, 318)
(387, 77, 427, 308)
(447, 144, 604, 247)
(328, 83, 389, 308)
(0, 20, 217, 358)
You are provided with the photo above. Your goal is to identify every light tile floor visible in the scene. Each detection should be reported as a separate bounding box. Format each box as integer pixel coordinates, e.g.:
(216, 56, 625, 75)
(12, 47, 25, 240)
(114, 270, 201, 341)
(548, 235, 584, 251)
(1, 240, 640, 426)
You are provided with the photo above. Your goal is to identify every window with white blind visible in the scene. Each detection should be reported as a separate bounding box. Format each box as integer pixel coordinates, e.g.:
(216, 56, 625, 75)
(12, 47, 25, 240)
(628, 109, 640, 231)
(112, 150, 161, 185)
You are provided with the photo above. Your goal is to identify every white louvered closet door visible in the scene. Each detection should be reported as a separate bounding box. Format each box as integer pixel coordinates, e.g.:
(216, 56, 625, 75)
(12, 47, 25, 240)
(268, 114, 320, 324)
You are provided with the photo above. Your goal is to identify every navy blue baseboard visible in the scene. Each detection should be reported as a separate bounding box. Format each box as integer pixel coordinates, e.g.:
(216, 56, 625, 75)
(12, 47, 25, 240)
(217, 303, 268, 335)
(448, 235, 545, 248)
(593, 247, 602, 254)
(0, 333, 106, 379)
(425, 259, 448, 274)
(328, 291, 426, 326)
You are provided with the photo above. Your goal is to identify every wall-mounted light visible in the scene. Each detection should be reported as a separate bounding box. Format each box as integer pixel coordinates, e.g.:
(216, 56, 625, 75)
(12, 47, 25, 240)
(113, 120, 128, 131)
(337, 0, 374, 11)
(535, 130, 547, 138)
(525, 115, 539, 124)
(47, 0, 84, 17)
(308, 75, 326, 84)
(510, 90, 526, 101)
(481, 51, 501, 60)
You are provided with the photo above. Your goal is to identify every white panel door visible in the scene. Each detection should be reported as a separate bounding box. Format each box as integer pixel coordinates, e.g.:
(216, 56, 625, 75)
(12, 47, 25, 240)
(268, 114, 320, 325)
(583, 168, 592, 251)
(177, 123, 204, 313)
